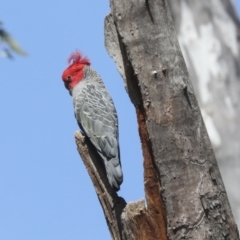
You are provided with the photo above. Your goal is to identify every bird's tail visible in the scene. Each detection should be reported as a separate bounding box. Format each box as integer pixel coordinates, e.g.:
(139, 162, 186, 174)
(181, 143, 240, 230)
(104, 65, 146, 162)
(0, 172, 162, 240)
(103, 156, 123, 191)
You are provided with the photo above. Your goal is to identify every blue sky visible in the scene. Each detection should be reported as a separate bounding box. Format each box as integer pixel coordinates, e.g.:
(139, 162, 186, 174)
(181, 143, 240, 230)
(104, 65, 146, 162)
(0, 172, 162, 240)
(0, 1, 240, 240)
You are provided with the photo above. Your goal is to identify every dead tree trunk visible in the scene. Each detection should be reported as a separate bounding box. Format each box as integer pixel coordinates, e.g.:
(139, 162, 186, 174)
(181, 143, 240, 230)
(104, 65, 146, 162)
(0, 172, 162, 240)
(75, 0, 240, 239)
(167, 0, 240, 228)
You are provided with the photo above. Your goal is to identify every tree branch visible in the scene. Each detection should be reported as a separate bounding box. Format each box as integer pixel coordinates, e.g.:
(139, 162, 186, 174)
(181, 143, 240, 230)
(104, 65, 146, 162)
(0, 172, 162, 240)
(75, 128, 167, 240)
(75, 131, 126, 240)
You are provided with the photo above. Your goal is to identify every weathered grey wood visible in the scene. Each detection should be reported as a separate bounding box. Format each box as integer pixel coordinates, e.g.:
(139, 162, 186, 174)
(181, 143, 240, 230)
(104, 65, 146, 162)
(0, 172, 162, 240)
(104, 15, 126, 84)
(105, 13, 168, 240)
(75, 129, 166, 240)
(75, 131, 126, 240)
(168, 0, 240, 228)
(105, 0, 239, 239)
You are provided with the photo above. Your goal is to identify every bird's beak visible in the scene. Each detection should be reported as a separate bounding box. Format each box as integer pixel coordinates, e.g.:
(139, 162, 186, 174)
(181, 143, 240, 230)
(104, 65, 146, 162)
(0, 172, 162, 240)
(64, 81, 69, 90)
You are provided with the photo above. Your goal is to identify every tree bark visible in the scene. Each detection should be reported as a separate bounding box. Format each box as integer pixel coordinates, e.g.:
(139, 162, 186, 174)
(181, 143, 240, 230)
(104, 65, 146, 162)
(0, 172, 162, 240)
(75, 0, 240, 239)
(167, 0, 240, 229)
(75, 132, 126, 240)
(75, 131, 167, 240)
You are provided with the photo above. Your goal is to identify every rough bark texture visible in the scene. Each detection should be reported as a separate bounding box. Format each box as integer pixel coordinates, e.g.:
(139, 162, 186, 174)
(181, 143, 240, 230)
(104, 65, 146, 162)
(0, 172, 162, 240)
(167, 0, 240, 228)
(75, 130, 167, 240)
(104, 0, 239, 239)
(75, 132, 126, 240)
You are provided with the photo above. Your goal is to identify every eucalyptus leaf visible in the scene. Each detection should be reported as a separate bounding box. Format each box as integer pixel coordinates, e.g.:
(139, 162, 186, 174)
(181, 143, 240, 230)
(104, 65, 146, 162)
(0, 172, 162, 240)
(0, 29, 27, 55)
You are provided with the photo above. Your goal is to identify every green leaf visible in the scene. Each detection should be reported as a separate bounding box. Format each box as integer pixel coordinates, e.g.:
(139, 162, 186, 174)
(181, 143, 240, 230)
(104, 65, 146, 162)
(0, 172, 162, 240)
(0, 29, 27, 56)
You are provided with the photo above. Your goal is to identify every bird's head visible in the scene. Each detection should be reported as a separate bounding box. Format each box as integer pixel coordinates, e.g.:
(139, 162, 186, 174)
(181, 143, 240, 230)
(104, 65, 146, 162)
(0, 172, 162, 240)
(62, 51, 90, 90)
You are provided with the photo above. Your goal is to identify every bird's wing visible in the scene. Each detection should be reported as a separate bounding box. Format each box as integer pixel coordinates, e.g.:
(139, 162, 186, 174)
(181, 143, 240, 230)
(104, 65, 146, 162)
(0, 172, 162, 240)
(74, 83, 119, 161)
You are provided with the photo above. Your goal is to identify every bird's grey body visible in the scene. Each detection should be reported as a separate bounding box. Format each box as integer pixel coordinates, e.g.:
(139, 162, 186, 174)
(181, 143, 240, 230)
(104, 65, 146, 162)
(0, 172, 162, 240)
(71, 66, 123, 190)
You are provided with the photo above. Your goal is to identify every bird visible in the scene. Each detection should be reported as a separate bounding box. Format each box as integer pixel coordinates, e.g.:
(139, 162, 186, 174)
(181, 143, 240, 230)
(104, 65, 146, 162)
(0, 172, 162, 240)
(62, 51, 123, 191)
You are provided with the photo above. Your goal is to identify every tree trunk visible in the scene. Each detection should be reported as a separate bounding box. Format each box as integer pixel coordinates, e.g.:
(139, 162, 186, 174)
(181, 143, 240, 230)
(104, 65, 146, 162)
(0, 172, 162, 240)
(168, 0, 240, 228)
(75, 0, 240, 239)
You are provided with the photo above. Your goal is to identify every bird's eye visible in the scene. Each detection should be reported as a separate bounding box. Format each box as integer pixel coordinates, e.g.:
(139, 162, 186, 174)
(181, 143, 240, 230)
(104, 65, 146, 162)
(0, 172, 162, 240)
(67, 75, 72, 81)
